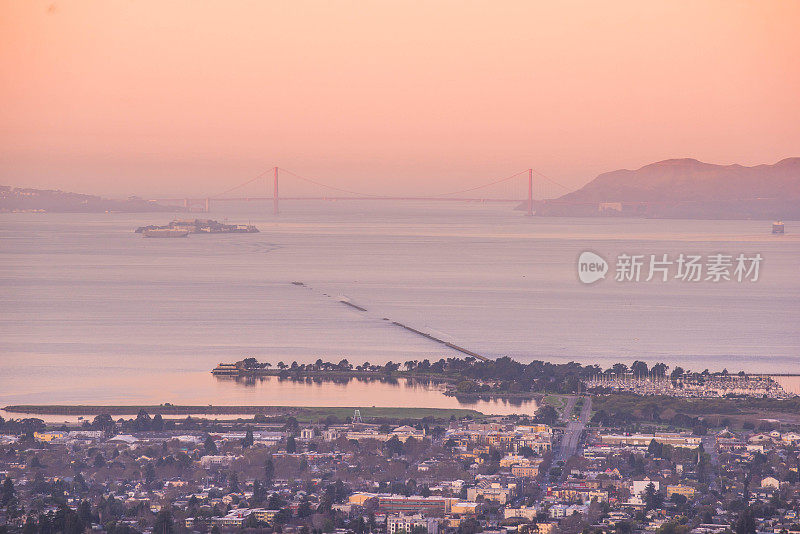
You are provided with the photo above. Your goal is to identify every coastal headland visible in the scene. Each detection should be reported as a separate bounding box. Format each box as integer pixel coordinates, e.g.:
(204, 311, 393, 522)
(211, 356, 796, 401)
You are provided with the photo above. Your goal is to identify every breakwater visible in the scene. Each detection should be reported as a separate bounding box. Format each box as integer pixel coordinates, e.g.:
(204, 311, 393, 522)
(389, 321, 490, 361)
(290, 280, 490, 361)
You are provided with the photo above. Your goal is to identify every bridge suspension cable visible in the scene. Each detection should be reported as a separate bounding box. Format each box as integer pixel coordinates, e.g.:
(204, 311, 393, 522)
(530, 169, 573, 194)
(210, 168, 275, 199)
(277, 167, 382, 198)
(430, 169, 529, 197)
(201, 166, 573, 209)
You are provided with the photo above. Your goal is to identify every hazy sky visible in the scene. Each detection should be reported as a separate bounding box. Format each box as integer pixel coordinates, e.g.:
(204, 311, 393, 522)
(1, 1, 799, 197)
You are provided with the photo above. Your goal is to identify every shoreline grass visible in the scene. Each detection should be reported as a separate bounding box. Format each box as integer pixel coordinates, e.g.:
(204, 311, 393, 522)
(2, 404, 486, 421)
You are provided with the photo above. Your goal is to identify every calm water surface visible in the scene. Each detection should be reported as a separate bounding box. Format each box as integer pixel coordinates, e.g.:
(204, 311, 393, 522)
(1, 201, 798, 411)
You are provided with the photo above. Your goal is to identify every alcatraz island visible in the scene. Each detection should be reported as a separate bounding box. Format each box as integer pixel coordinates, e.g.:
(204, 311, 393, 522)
(135, 218, 259, 238)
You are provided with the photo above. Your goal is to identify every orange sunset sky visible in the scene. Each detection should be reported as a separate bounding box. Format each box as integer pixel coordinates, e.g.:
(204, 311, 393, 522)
(1, 1, 799, 197)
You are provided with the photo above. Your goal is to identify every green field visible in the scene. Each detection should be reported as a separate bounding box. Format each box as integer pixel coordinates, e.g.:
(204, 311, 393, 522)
(289, 406, 486, 422)
(3, 404, 486, 422)
(542, 395, 567, 409)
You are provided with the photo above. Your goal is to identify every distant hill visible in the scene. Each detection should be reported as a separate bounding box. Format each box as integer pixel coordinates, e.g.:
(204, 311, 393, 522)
(0, 186, 177, 213)
(536, 158, 800, 219)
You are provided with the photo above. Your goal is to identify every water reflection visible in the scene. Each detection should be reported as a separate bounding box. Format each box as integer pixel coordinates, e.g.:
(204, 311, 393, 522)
(773, 375, 800, 395)
(211, 375, 537, 416)
(215, 374, 445, 389)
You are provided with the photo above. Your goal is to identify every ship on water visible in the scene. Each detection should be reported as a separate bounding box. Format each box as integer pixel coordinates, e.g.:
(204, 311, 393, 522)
(142, 228, 190, 238)
(212, 362, 242, 375)
(773, 221, 785, 234)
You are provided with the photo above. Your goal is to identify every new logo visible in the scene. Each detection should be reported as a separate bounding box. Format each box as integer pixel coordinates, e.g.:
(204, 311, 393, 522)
(577, 251, 608, 284)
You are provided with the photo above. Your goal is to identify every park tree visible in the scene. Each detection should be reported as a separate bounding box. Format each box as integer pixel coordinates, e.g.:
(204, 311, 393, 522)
(670, 493, 687, 507)
(631, 361, 648, 377)
(533, 405, 558, 426)
(273, 508, 293, 525)
(644, 482, 663, 511)
(153, 509, 174, 534)
(647, 439, 663, 458)
(651, 363, 669, 377)
(244, 513, 259, 528)
(78, 500, 93, 524)
(50, 506, 86, 534)
(611, 363, 628, 376)
(204, 435, 218, 455)
(91, 414, 115, 433)
(135, 409, 151, 430)
(141, 463, 155, 484)
(518, 446, 535, 458)
(152, 414, 164, 431)
(264, 456, 275, 484)
(458, 517, 481, 534)
(1, 477, 14, 506)
(735, 508, 756, 534)
(384, 436, 404, 456)
(228, 472, 240, 493)
(297, 499, 313, 518)
(252, 480, 267, 504)
(242, 428, 254, 448)
(655, 522, 689, 534)
(284, 417, 300, 436)
(268, 493, 285, 511)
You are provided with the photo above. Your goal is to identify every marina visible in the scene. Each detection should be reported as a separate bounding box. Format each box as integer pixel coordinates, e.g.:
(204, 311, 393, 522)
(584, 373, 790, 398)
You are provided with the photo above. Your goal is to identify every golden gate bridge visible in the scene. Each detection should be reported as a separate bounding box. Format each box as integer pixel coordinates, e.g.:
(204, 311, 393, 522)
(149, 167, 573, 215)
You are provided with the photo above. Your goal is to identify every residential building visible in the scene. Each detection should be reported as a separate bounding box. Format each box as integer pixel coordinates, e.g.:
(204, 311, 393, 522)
(387, 514, 439, 534)
(466, 481, 517, 504)
(666, 484, 696, 499)
(378, 495, 454, 515)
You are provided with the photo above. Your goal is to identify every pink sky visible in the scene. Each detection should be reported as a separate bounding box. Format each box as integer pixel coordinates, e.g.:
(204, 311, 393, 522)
(1, 1, 799, 197)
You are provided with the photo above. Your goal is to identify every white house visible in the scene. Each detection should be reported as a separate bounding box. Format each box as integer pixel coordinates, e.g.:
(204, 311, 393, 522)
(631, 478, 659, 496)
(761, 476, 780, 489)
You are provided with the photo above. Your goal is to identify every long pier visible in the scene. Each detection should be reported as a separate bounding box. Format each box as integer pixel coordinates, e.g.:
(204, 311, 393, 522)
(290, 281, 491, 361)
(390, 321, 490, 361)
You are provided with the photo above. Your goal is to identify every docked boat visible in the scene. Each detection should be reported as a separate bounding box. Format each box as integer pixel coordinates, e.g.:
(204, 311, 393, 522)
(212, 362, 241, 375)
(142, 228, 190, 238)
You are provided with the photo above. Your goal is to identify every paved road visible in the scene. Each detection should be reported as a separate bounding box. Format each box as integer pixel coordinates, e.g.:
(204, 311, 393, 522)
(559, 396, 577, 423)
(556, 396, 592, 462)
(701, 434, 720, 491)
(702, 434, 719, 466)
